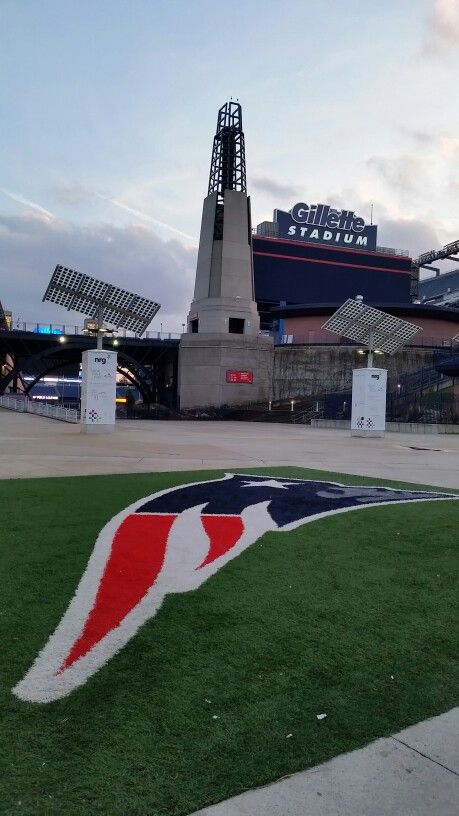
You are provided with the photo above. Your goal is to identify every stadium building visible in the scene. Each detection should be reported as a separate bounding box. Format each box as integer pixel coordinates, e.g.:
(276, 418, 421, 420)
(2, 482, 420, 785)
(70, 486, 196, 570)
(419, 267, 459, 309)
(250, 204, 459, 415)
(253, 204, 414, 330)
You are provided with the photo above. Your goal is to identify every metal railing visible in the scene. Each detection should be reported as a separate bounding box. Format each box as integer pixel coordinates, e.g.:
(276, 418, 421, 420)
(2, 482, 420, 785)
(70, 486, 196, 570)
(376, 245, 410, 257)
(277, 333, 459, 350)
(388, 365, 449, 398)
(0, 394, 79, 423)
(0, 394, 26, 412)
(4, 322, 182, 340)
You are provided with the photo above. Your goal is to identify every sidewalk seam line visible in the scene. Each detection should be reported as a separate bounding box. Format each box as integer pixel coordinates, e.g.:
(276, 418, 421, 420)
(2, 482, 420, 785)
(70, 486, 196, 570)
(391, 736, 459, 777)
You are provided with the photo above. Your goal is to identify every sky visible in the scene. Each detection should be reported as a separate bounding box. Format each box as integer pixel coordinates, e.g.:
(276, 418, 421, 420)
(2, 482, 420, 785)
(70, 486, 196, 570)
(0, 0, 458, 331)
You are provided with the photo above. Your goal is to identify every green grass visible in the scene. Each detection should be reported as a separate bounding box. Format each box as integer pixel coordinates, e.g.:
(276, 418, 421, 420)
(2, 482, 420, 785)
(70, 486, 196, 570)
(0, 467, 458, 816)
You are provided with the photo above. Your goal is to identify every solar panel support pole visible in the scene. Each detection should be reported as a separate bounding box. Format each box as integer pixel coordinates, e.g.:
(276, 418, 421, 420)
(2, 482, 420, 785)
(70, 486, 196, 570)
(367, 331, 374, 368)
(96, 305, 104, 350)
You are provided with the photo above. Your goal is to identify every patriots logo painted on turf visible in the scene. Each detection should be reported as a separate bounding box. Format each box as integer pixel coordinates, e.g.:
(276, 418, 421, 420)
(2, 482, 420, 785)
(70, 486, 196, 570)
(13, 473, 458, 703)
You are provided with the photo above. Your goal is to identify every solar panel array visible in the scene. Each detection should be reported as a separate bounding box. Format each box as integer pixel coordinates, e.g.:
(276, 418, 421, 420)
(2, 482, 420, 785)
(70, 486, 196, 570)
(43, 265, 160, 335)
(321, 298, 421, 354)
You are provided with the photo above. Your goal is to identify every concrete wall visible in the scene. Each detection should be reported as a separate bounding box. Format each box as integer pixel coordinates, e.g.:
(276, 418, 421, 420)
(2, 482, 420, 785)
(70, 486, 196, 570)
(273, 345, 436, 401)
(179, 333, 273, 409)
(311, 418, 459, 434)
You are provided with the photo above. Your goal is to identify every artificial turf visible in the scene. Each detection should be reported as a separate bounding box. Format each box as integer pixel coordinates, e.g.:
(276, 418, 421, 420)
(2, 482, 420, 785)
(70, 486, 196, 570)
(0, 466, 458, 815)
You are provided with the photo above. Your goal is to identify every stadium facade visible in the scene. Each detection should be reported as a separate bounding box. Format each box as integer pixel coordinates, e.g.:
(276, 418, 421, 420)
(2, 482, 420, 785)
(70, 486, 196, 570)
(253, 213, 414, 330)
(251, 209, 459, 346)
(248, 205, 459, 408)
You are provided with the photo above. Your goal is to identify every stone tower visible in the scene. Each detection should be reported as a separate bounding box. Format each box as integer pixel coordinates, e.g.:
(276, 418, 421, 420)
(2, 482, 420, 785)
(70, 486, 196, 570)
(179, 102, 273, 408)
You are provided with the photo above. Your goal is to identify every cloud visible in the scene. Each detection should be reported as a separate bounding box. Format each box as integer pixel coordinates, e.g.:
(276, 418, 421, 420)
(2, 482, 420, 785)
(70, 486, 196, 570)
(423, 0, 459, 55)
(96, 194, 198, 244)
(51, 182, 101, 206)
(0, 187, 55, 219)
(367, 155, 426, 200)
(51, 181, 198, 244)
(250, 175, 300, 199)
(377, 215, 441, 258)
(323, 189, 443, 257)
(438, 136, 459, 156)
(402, 129, 459, 157)
(0, 213, 196, 330)
(401, 129, 436, 148)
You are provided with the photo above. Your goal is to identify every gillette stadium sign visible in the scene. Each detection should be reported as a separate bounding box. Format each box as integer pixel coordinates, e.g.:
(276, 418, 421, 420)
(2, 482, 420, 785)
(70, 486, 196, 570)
(275, 203, 377, 251)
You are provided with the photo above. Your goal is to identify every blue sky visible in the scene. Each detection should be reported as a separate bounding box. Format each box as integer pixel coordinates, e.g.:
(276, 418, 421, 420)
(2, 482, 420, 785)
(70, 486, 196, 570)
(1, 0, 458, 329)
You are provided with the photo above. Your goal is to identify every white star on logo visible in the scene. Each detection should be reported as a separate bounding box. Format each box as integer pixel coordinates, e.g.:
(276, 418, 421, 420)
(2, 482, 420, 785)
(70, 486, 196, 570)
(241, 479, 291, 489)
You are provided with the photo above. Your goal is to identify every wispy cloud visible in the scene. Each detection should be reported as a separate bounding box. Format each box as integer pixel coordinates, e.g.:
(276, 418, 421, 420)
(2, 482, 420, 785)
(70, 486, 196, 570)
(402, 128, 459, 156)
(96, 193, 198, 244)
(250, 175, 299, 199)
(367, 155, 426, 201)
(423, 0, 459, 55)
(51, 181, 98, 206)
(51, 181, 198, 245)
(0, 187, 55, 219)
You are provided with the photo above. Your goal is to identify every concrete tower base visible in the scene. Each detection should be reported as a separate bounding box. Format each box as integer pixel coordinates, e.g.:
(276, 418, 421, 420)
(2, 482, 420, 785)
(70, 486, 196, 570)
(179, 333, 273, 409)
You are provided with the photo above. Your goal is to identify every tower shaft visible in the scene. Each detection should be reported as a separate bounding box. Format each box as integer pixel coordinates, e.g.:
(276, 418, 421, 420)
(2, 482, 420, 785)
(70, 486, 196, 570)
(179, 102, 272, 409)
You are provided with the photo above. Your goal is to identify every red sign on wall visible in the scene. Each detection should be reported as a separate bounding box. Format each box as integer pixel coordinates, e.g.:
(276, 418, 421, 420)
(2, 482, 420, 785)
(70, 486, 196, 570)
(226, 370, 253, 384)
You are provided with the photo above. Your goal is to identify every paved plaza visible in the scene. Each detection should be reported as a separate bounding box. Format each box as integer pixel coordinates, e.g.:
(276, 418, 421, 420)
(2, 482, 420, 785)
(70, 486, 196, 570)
(1, 410, 459, 487)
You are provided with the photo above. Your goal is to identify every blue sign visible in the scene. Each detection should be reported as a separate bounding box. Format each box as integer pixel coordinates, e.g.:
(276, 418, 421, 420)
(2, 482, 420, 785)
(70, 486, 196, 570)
(33, 326, 63, 335)
(275, 203, 377, 252)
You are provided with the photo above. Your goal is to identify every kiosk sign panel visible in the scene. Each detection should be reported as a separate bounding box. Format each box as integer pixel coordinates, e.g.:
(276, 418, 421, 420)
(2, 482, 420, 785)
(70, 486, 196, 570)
(351, 368, 387, 437)
(80, 349, 117, 433)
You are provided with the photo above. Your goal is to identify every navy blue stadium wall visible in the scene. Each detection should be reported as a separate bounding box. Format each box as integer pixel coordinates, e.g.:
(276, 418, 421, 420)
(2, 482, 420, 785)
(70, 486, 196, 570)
(252, 236, 412, 306)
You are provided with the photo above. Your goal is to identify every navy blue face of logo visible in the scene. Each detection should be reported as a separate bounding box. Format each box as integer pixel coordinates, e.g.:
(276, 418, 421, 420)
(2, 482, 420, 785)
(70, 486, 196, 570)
(137, 474, 454, 529)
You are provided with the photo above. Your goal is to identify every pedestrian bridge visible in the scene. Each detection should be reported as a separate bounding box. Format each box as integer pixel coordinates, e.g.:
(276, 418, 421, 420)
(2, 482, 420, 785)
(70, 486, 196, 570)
(0, 326, 180, 407)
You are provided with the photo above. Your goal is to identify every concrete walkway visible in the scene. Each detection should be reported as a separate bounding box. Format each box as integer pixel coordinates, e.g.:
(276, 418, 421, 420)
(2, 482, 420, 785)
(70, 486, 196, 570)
(1, 409, 458, 815)
(1, 410, 458, 487)
(191, 708, 459, 816)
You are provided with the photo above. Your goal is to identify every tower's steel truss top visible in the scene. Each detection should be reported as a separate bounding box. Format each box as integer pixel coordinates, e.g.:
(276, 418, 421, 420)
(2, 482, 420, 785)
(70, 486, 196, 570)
(208, 101, 247, 204)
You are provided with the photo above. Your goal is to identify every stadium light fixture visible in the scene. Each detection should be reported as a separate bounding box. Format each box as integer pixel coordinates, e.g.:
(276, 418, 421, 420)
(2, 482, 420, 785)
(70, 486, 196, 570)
(321, 298, 421, 366)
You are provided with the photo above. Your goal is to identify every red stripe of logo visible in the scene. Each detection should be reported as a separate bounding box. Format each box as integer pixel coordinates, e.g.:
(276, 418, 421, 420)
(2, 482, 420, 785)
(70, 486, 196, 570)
(58, 514, 177, 671)
(197, 515, 245, 569)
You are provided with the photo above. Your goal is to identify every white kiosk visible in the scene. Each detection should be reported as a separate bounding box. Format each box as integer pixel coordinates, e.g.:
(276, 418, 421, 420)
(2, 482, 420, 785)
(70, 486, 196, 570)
(322, 298, 421, 438)
(350, 366, 387, 437)
(42, 264, 160, 433)
(80, 348, 117, 433)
